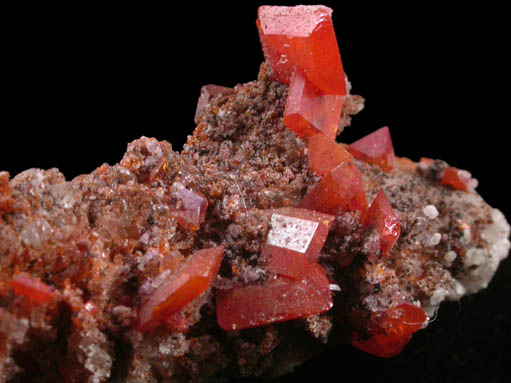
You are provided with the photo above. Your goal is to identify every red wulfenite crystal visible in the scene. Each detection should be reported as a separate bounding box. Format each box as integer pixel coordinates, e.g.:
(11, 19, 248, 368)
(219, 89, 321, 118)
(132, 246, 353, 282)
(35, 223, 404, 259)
(216, 262, 332, 331)
(308, 133, 353, 177)
(362, 190, 401, 256)
(348, 126, 396, 172)
(266, 207, 335, 260)
(263, 207, 334, 280)
(283, 67, 344, 140)
(137, 246, 224, 332)
(299, 161, 368, 215)
(171, 182, 208, 231)
(257, 5, 346, 95)
(352, 303, 426, 358)
(10, 275, 54, 304)
(441, 166, 478, 191)
(194, 84, 234, 124)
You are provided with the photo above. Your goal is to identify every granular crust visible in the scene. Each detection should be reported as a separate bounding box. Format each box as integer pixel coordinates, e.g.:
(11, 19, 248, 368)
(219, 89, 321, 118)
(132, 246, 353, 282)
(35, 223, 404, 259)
(0, 64, 508, 382)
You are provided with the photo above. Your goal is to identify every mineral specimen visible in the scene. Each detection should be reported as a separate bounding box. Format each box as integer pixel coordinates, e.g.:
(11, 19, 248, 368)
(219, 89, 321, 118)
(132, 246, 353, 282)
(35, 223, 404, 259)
(0, 4, 509, 383)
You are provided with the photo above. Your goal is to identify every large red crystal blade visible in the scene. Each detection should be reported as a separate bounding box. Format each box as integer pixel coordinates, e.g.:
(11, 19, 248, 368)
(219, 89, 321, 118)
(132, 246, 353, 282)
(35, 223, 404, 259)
(362, 190, 401, 255)
(10, 275, 54, 304)
(137, 246, 224, 332)
(348, 126, 396, 172)
(299, 161, 368, 215)
(308, 133, 353, 177)
(283, 67, 344, 140)
(264, 246, 311, 281)
(216, 262, 332, 331)
(257, 5, 346, 95)
(171, 182, 208, 231)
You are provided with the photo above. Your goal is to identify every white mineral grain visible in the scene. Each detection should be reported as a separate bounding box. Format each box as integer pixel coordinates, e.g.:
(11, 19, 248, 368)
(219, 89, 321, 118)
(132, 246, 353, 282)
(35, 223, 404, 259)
(422, 204, 439, 219)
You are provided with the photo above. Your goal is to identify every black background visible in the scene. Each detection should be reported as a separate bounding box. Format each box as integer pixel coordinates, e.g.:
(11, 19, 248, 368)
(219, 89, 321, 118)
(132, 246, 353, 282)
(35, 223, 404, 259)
(2, 1, 509, 382)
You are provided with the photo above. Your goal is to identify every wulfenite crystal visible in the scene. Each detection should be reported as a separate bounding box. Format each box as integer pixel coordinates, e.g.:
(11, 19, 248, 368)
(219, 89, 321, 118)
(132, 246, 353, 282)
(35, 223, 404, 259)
(137, 246, 224, 332)
(257, 5, 346, 95)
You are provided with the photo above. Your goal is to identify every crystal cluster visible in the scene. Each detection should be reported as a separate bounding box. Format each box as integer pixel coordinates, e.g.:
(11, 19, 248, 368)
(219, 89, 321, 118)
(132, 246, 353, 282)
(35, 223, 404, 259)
(0, 5, 509, 383)
(258, 5, 346, 139)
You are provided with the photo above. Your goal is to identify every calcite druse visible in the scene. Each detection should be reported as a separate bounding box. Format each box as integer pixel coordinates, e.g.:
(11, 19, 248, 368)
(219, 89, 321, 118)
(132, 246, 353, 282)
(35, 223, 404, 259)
(0, 4, 509, 383)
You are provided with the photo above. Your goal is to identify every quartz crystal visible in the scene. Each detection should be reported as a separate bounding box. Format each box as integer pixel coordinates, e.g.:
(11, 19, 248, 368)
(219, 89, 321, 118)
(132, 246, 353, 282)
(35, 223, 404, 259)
(171, 182, 208, 231)
(137, 246, 224, 332)
(348, 126, 396, 172)
(283, 67, 344, 140)
(194, 84, 234, 124)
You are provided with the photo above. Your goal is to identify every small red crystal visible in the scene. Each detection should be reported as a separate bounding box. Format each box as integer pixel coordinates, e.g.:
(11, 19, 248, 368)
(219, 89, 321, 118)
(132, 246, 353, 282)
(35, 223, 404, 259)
(362, 190, 401, 255)
(171, 182, 208, 231)
(137, 246, 224, 332)
(308, 133, 353, 177)
(257, 5, 346, 95)
(216, 262, 332, 331)
(441, 166, 478, 191)
(299, 161, 368, 215)
(352, 303, 426, 358)
(283, 67, 344, 140)
(10, 275, 54, 304)
(348, 126, 396, 172)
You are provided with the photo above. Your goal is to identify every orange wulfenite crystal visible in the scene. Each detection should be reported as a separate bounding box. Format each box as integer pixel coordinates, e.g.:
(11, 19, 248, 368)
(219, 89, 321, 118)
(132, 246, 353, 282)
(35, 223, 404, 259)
(352, 303, 426, 358)
(283, 67, 344, 140)
(308, 133, 353, 177)
(441, 166, 478, 191)
(216, 261, 332, 331)
(257, 5, 346, 95)
(137, 246, 224, 332)
(10, 275, 54, 305)
(299, 161, 368, 215)
(362, 190, 401, 256)
(348, 126, 396, 172)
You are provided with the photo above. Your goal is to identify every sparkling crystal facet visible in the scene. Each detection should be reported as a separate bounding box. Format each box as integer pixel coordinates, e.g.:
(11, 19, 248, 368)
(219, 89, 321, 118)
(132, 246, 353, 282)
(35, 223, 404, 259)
(283, 67, 344, 140)
(216, 261, 332, 331)
(257, 5, 346, 95)
(299, 161, 368, 215)
(352, 303, 426, 358)
(10, 275, 54, 304)
(308, 133, 353, 177)
(362, 190, 401, 255)
(263, 207, 335, 279)
(137, 246, 224, 332)
(348, 126, 396, 172)
(171, 182, 208, 231)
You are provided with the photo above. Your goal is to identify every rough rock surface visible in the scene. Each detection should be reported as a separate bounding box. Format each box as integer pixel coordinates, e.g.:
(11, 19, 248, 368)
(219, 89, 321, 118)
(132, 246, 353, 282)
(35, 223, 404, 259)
(0, 64, 509, 382)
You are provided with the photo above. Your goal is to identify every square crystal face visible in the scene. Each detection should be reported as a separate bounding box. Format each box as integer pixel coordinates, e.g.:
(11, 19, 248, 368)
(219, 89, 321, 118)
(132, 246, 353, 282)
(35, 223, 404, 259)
(267, 213, 320, 254)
